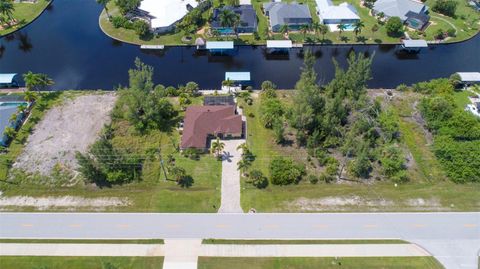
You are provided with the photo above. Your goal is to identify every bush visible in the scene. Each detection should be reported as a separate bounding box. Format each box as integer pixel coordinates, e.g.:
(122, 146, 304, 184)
(182, 148, 202, 160)
(435, 29, 445, 40)
(133, 20, 151, 38)
(250, 169, 268, 189)
(308, 174, 319, 184)
(396, 83, 409, 92)
(269, 157, 305, 185)
(432, 0, 457, 17)
(446, 28, 456, 37)
(111, 16, 131, 29)
(319, 172, 335, 183)
(116, 0, 141, 15)
(385, 17, 403, 37)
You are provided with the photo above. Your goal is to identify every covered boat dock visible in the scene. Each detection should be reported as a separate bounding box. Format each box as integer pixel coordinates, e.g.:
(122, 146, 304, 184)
(206, 41, 235, 55)
(401, 39, 428, 53)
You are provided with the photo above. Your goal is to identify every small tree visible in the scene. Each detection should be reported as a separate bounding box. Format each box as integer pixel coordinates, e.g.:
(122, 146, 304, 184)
(24, 90, 38, 103)
(318, 24, 328, 42)
(385, 16, 403, 37)
(337, 24, 347, 38)
(211, 137, 225, 158)
(3, 126, 16, 140)
(353, 21, 365, 37)
(269, 157, 305, 185)
(249, 169, 268, 189)
(432, 0, 457, 17)
(280, 24, 289, 36)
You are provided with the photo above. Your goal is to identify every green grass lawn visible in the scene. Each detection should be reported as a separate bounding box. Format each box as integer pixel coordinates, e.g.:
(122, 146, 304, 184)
(0, 239, 164, 244)
(198, 257, 444, 269)
(0, 0, 51, 36)
(202, 239, 408, 244)
(239, 91, 480, 212)
(0, 256, 164, 269)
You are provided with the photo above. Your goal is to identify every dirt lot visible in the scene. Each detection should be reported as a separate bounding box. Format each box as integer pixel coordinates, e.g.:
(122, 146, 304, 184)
(13, 93, 116, 177)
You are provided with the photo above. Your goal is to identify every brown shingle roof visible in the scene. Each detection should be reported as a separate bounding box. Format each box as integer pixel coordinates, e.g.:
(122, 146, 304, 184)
(181, 105, 243, 149)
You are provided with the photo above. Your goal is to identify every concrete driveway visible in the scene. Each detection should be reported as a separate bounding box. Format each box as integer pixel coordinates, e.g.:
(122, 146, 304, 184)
(217, 139, 245, 213)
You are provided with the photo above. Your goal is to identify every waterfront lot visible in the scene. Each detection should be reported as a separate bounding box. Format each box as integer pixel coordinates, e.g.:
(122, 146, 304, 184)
(239, 90, 480, 212)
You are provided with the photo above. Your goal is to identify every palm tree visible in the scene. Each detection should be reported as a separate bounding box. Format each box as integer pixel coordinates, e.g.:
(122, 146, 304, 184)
(337, 24, 347, 38)
(279, 24, 289, 37)
(318, 24, 328, 42)
(237, 159, 251, 176)
(97, 0, 111, 18)
(299, 24, 310, 39)
(17, 103, 27, 114)
(311, 22, 320, 38)
(23, 90, 38, 103)
(371, 24, 379, 39)
(236, 142, 248, 153)
(218, 9, 239, 35)
(0, 0, 15, 26)
(211, 137, 225, 158)
(3, 126, 16, 140)
(353, 21, 365, 36)
(23, 72, 54, 92)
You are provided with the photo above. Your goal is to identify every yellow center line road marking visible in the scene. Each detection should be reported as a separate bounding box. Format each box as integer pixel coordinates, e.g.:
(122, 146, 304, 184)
(464, 224, 477, 228)
(215, 224, 229, 229)
(313, 224, 329, 229)
(68, 224, 82, 228)
(117, 224, 130, 229)
(21, 224, 33, 228)
(264, 224, 280, 229)
(363, 224, 378, 228)
(413, 224, 427, 228)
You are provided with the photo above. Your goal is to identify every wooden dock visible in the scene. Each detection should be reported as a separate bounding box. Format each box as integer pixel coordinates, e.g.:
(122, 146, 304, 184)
(140, 45, 165, 50)
(292, 44, 303, 48)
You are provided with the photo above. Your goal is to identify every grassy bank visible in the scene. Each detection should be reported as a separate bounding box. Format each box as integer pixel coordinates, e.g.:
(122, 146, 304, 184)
(198, 257, 443, 269)
(0, 256, 164, 269)
(0, 239, 164, 244)
(0, 0, 51, 36)
(239, 91, 480, 212)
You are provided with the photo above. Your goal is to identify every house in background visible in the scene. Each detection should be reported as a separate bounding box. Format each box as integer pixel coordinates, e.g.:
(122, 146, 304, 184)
(373, 0, 430, 30)
(316, 0, 360, 28)
(263, 2, 313, 32)
(211, 5, 258, 34)
(180, 105, 243, 150)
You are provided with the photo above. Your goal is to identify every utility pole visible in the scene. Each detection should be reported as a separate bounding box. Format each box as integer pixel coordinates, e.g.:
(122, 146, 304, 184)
(159, 149, 168, 182)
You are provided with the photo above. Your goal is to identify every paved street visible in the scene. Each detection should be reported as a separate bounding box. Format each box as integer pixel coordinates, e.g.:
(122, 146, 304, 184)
(0, 212, 479, 269)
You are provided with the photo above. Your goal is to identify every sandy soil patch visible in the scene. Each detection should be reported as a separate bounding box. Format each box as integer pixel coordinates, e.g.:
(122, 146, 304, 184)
(13, 93, 116, 177)
(0, 195, 130, 211)
(288, 196, 395, 211)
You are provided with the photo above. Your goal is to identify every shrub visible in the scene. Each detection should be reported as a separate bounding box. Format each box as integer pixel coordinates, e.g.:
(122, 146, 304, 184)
(308, 174, 319, 184)
(435, 28, 445, 40)
(396, 83, 409, 92)
(446, 28, 456, 37)
(111, 16, 131, 29)
(319, 172, 335, 183)
(269, 157, 305, 185)
(385, 17, 403, 37)
(182, 148, 202, 160)
(250, 169, 268, 189)
(133, 20, 151, 38)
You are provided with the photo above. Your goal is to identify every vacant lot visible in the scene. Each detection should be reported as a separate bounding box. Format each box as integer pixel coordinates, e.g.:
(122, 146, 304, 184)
(13, 93, 116, 177)
(239, 90, 480, 212)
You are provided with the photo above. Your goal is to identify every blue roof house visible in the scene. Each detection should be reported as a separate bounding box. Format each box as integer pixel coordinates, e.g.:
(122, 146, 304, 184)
(263, 2, 313, 32)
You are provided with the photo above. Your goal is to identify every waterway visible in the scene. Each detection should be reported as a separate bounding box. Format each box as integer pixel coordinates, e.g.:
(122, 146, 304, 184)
(0, 0, 478, 90)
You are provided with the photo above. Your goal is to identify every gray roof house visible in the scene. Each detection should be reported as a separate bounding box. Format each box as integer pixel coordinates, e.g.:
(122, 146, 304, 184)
(211, 5, 258, 34)
(263, 2, 313, 32)
(373, 0, 430, 29)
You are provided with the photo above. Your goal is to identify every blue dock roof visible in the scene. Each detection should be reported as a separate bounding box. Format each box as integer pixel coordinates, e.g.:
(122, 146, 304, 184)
(225, 72, 251, 81)
(206, 41, 234, 50)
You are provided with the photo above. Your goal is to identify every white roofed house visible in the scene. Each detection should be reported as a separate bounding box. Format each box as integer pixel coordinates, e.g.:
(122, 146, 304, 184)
(373, 0, 430, 30)
(315, 0, 360, 26)
(135, 0, 205, 34)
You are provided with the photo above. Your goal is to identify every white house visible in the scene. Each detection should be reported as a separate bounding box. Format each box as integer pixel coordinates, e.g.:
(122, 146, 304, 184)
(316, 0, 360, 26)
(138, 0, 199, 33)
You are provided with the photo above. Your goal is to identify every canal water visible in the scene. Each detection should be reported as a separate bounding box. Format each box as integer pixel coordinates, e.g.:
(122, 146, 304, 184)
(0, 0, 479, 90)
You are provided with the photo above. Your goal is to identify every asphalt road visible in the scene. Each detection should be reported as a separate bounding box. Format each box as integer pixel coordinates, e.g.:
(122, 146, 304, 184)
(0, 212, 479, 269)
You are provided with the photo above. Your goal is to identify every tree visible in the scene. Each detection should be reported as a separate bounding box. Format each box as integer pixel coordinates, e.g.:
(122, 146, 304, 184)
(0, 0, 14, 26)
(133, 19, 150, 38)
(211, 137, 225, 158)
(23, 90, 38, 103)
(218, 9, 240, 34)
(3, 126, 16, 140)
(23, 71, 54, 92)
(97, 0, 111, 18)
(311, 22, 321, 39)
(269, 157, 305, 185)
(353, 21, 364, 36)
(299, 24, 310, 39)
(259, 98, 283, 128)
(337, 23, 347, 38)
(432, 0, 457, 17)
(115, 0, 140, 15)
(385, 16, 403, 37)
(318, 24, 328, 42)
(279, 24, 289, 36)
(371, 24, 379, 39)
(364, 0, 376, 9)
